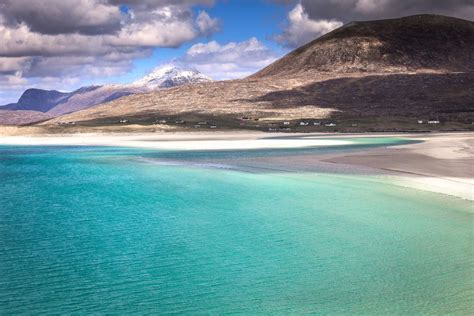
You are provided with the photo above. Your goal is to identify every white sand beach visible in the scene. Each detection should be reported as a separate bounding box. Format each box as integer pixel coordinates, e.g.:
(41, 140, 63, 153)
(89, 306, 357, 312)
(0, 130, 472, 201)
(0, 132, 353, 150)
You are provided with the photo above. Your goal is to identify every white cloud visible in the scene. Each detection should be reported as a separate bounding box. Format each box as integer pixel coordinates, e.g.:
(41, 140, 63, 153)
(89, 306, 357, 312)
(297, 0, 474, 23)
(0, 0, 220, 103)
(276, 4, 343, 48)
(0, 57, 30, 74)
(354, 0, 391, 14)
(196, 11, 220, 36)
(0, 0, 122, 35)
(173, 37, 280, 79)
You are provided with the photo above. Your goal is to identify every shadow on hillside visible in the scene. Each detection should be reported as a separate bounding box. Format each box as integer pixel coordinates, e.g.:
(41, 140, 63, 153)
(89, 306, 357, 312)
(237, 73, 474, 119)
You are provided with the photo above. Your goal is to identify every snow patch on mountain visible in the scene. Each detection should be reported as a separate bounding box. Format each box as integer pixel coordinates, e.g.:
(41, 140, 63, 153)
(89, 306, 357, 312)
(133, 65, 212, 89)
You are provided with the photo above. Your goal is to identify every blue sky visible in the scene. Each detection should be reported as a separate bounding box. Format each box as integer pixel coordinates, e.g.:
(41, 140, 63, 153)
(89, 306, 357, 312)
(102, 0, 292, 85)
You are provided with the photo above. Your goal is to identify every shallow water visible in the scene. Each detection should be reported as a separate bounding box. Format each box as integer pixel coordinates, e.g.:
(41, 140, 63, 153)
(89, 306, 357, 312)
(0, 139, 472, 314)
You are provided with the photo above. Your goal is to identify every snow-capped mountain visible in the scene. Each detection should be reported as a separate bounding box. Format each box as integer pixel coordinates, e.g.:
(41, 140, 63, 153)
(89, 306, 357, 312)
(133, 66, 212, 89)
(1, 66, 213, 125)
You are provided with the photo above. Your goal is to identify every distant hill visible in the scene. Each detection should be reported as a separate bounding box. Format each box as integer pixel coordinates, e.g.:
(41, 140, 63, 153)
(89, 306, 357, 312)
(3, 89, 71, 112)
(253, 15, 474, 78)
(1, 85, 138, 118)
(0, 67, 212, 125)
(45, 85, 142, 116)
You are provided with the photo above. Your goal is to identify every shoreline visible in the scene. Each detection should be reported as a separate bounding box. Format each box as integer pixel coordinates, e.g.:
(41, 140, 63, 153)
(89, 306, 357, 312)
(0, 131, 472, 201)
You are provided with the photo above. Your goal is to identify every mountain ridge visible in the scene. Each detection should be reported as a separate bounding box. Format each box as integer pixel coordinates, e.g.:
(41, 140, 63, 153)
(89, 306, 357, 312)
(0, 66, 212, 123)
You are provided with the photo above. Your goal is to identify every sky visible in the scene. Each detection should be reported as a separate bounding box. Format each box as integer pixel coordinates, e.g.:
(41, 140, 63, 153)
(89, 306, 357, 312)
(0, 0, 473, 104)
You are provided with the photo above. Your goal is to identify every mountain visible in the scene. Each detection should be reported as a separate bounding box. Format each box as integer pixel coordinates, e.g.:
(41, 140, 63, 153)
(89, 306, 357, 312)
(133, 66, 212, 89)
(253, 14, 474, 78)
(0, 66, 211, 125)
(46, 85, 142, 116)
(27, 15, 474, 132)
(3, 88, 71, 112)
(1, 85, 137, 117)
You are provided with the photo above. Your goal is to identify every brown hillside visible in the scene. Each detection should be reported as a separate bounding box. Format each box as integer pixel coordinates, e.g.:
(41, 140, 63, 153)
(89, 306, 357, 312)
(253, 15, 474, 77)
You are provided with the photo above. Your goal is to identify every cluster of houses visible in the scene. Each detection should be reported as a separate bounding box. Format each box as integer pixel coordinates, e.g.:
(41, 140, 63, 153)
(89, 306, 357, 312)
(56, 121, 76, 125)
(264, 120, 340, 131)
(192, 121, 217, 129)
(417, 120, 440, 124)
(113, 116, 370, 131)
(292, 121, 337, 127)
(150, 118, 218, 129)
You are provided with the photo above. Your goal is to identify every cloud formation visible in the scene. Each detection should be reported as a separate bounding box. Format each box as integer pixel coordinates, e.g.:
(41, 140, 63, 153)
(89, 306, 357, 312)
(0, 0, 122, 35)
(299, 0, 474, 22)
(172, 37, 280, 79)
(276, 0, 474, 47)
(276, 4, 342, 48)
(0, 0, 219, 103)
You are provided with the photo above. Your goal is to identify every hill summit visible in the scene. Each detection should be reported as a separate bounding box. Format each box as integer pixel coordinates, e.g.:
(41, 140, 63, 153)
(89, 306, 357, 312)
(133, 66, 212, 89)
(254, 15, 474, 78)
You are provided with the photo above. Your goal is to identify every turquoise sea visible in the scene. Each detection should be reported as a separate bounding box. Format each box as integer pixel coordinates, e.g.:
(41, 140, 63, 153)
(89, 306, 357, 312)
(0, 138, 472, 314)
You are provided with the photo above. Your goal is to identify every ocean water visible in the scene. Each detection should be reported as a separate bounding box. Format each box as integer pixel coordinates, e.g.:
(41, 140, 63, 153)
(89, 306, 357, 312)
(0, 139, 472, 314)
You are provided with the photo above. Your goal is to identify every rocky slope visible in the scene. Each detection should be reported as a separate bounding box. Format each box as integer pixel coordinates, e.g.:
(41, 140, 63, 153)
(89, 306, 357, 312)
(46, 85, 142, 116)
(253, 14, 474, 77)
(0, 110, 52, 125)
